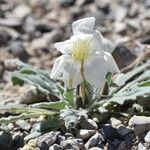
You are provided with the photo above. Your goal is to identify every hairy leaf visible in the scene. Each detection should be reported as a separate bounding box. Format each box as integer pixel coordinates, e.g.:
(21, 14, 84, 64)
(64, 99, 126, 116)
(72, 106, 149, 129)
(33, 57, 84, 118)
(11, 67, 64, 101)
(31, 101, 69, 111)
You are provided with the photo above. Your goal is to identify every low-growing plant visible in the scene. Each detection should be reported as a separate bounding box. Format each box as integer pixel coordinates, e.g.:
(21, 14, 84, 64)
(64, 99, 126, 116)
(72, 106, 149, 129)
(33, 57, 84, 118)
(0, 17, 150, 137)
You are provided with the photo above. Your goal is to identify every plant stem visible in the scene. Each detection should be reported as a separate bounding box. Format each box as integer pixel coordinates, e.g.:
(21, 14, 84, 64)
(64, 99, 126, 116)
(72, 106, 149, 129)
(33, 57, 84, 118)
(80, 61, 86, 108)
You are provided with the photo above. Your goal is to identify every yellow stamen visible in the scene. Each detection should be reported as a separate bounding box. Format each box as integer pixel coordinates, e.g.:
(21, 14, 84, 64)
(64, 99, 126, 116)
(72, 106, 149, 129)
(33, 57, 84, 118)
(72, 39, 91, 61)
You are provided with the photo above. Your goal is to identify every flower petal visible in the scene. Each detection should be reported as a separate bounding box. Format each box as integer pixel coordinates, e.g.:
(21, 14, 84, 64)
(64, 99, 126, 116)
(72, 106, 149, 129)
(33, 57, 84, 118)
(63, 56, 83, 88)
(50, 55, 68, 79)
(84, 53, 107, 89)
(72, 17, 96, 35)
(92, 30, 103, 51)
(100, 33, 116, 53)
(103, 52, 120, 73)
(55, 40, 73, 54)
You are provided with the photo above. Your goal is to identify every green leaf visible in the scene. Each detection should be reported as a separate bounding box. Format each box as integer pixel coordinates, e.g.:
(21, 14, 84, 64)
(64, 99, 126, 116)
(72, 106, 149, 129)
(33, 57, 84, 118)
(60, 107, 88, 130)
(64, 89, 74, 106)
(40, 115, 61, 132)
(0, 113, 39, 124)
(139, 80, 150, 87)
(106, 72, 113, 84)
(11, 67, 65, 101)
(60, 107, 78, 130)
(114, 63, 150, 87)
(0, 104, 56, 116)
(107, 86, 150, 105)
(31, 101, 69, 111)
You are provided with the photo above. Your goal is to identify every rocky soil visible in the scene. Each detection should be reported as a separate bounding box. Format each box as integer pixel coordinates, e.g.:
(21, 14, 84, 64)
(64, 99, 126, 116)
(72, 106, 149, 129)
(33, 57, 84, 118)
(0, 0, 150, 150)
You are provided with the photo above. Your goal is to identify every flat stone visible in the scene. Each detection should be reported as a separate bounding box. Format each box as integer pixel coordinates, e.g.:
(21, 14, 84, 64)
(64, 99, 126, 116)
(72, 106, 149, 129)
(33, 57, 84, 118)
(138, 143, 147, 150)
(110, 117, 122, 127)
(129, 116, 150, 135)
(0, 131, 13, 150)
(9, 40, 29, 61)
(85, 132, 104, 149)
(12, 4, 31, 19)
(0, 18, 22, 28)
(16, 119, 31, 131)
(60, 139, 80, 150)
(102, 124, 123, 140)
(117, 126, 132, 136)
(79, 129, 96, 140)
(89, 147, 103, 150)
(37, 132, 60, 148)
(79, 116, 98, 130)
(144, 130, 150, 142)
(49, 144, 63, 150)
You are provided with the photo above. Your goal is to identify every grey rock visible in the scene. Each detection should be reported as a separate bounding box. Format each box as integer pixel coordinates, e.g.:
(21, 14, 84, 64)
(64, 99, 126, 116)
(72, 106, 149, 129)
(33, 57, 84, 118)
(13, 132, 24, 149)
(138, 142, 147, 150)
(57, 135, 65, 144)
(115, 6, 128, 21)
(16, 119, 31, 131)
(29, 29, 62, 52)
(7, 123, 14, 131)
(78, 129, 96, 140)
(0, 29, 10, 45)
(145, 0, 150, 8)
(145, 130, 150, 143)
(9, 40, 29, 61)
(30, 123, 41, 133)
(60, 139, 80, 150)
(117, 126, 132, 136)
(124, 134, 134, 150)
(38, 132, 60, 148)
(85, 132, 104, 149)
(24, 131, 41, 142)
(49, 144, 63, 150)
(110, 117, 122, 127)
(129, 116, 150, 135)
(117, 141, 126, 150)
(79, 116, 98, 130)
(74, 138, 85, 150)
(0, 124, 9, 131)
(12, 4, 31, 19)
(0, 61, 4, 78)
(0, 18, 22, 29)
(102, 124, 123, 140)
(23, 16, 36, 34)
(0, 130, 13, 150)
(60, 0, 76, 7)
(65, 132, 74, 139)
(89, 147, 103, 150)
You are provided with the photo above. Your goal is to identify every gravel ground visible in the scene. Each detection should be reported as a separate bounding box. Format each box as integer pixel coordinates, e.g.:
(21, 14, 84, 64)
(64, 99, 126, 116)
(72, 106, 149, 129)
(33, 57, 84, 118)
(0, 0, 150, 149)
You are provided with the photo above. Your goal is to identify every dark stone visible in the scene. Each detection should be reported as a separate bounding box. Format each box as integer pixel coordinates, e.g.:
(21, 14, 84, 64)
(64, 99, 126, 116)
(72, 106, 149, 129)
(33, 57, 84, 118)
(0, 30, 11, 46)
(9, 40, 29, 61)
(13, 132, 24, 149)
(102, 125, 123, 140)
(59, 0, 76, 7)
(0, 130, 13, 150)
(37, 132, 60, 149)
(49, 144, 63, 150)
(60, 139, 80, 150)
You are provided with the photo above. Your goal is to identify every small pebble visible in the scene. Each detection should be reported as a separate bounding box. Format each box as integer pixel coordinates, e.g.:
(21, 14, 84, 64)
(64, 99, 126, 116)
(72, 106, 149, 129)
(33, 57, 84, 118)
(49, 144, 63, 150)
(85, 132, 104, 149)
(110, 117, 122, 127)
(16, 119, 31, 131)
(144, 130, 150, 143)
(78, 129, 96, 140)
(79, 116, 98, 130)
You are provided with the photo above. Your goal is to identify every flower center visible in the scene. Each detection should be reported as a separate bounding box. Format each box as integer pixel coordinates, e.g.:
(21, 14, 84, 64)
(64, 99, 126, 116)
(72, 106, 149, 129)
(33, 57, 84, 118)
(71, 39, 91, 61)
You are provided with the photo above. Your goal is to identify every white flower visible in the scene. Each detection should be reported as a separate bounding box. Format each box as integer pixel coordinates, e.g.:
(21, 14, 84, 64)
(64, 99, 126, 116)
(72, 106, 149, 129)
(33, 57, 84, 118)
(51, 17, 119, 89)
